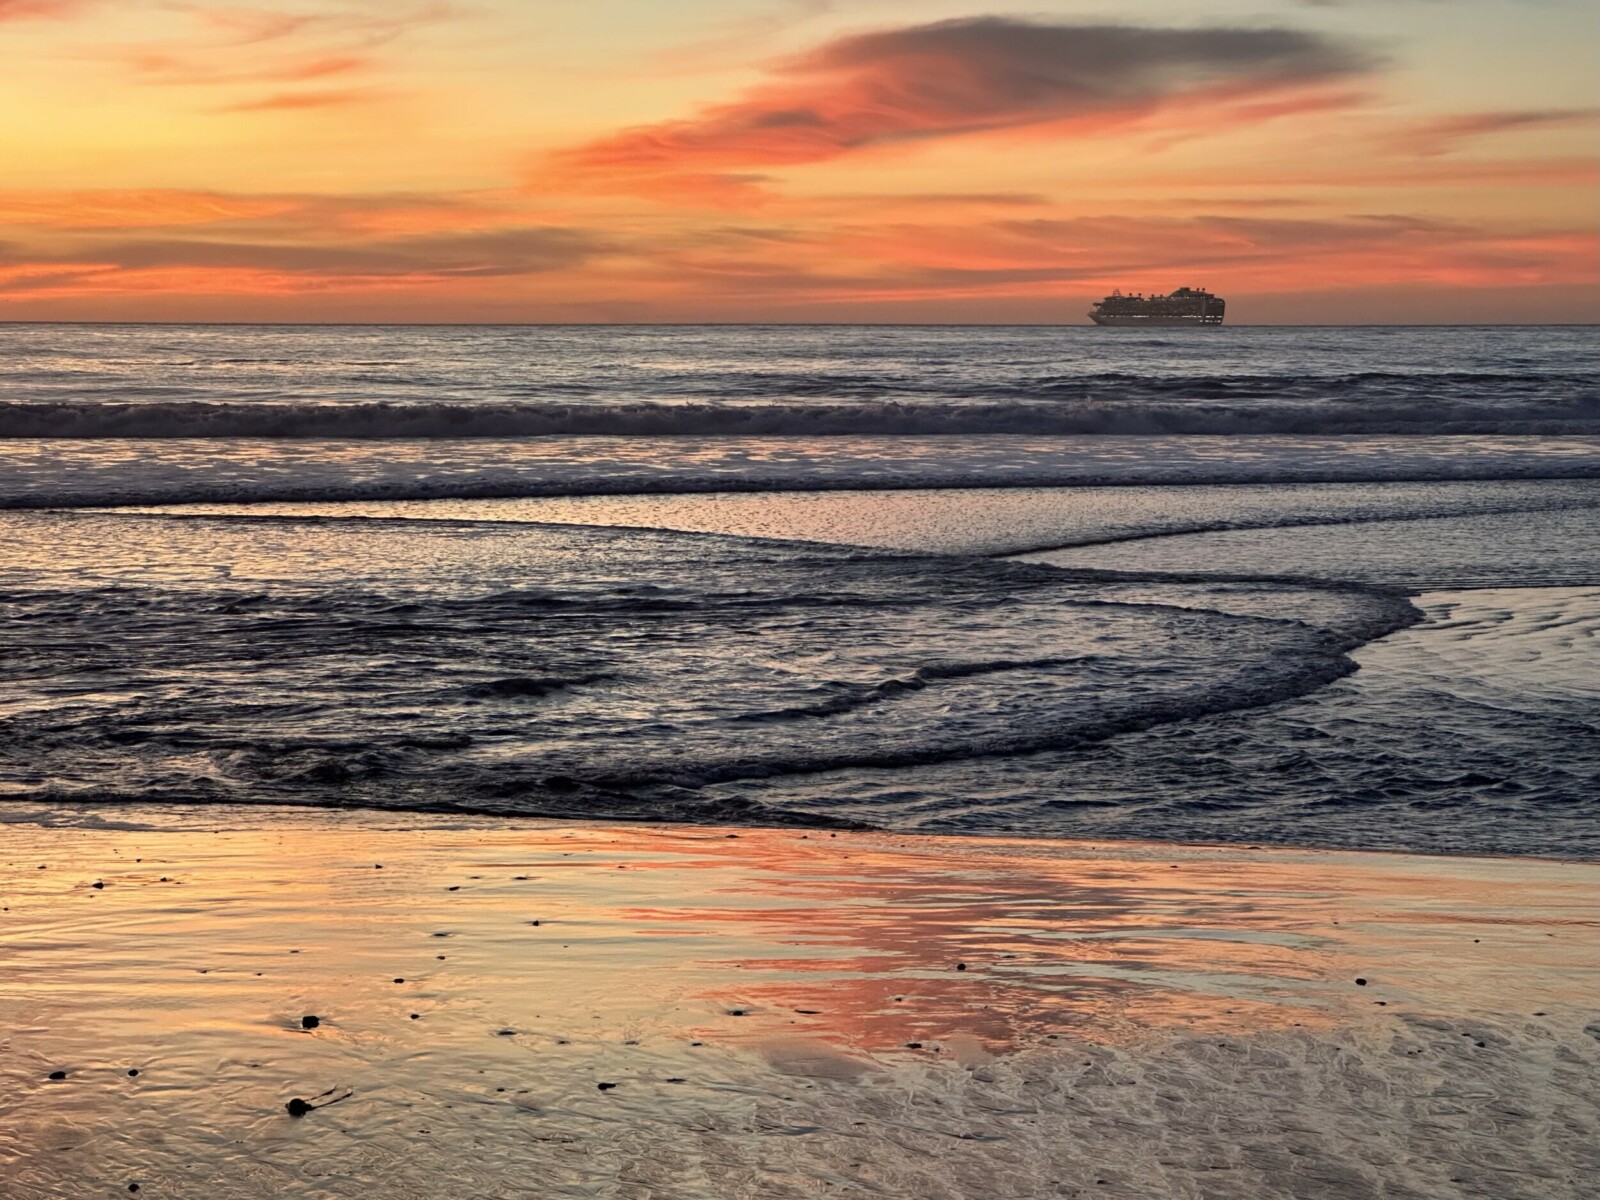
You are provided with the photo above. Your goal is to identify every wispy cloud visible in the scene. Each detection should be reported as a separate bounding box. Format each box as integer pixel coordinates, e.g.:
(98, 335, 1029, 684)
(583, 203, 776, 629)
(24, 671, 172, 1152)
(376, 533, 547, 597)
(1392, 107, 1600, 156)
(545, 19, 1378, 203)
(0, 187, 541, 236)
(0, 0, 89, 19)
(80, 1, 456, 108)
(0, 222, 606, 302)
(216, 85, 390, 112)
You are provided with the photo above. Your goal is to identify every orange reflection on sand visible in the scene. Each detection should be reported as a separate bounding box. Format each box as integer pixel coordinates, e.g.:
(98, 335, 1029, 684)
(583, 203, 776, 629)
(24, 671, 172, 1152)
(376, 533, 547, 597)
(1, 810, 1595, 1200)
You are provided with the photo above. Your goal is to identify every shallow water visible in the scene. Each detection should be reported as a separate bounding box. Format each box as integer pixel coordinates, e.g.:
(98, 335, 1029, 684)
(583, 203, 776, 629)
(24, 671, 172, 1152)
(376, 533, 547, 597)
(2, 472, 1598, 854)
(0, 510, 1409, 828)
(703, 586, 1600, 858)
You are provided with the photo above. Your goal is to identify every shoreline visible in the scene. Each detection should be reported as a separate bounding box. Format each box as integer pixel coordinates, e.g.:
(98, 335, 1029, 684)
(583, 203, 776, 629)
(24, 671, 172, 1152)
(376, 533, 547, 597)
(4, 798, 1596, 866)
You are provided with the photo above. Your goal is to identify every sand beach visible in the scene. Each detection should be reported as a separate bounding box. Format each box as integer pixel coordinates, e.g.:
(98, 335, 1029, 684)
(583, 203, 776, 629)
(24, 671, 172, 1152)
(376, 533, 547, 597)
(1, 808, 1594, 1199)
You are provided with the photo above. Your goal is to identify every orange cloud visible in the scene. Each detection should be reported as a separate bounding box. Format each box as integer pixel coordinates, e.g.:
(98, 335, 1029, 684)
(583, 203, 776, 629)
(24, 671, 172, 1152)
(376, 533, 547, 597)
(0, 0, 87, 18)
(545, 19, 1377, 203)
(0, 226, 601, 284)
(78, 1, 456, 114)
(0, 188, 530, 236)
(120, 49, 369, 85)
(0, 189, 294, 229)
(216, 85, 389, 112)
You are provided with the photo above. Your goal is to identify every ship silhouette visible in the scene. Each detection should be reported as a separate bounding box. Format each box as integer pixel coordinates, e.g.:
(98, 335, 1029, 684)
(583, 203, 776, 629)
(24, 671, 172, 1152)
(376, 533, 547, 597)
(1088, 287, 1225, 326)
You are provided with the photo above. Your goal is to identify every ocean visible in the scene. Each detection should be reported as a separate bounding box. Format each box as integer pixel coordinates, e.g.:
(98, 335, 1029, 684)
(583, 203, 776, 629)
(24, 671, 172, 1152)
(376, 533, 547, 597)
(2, 323, 1596, 857)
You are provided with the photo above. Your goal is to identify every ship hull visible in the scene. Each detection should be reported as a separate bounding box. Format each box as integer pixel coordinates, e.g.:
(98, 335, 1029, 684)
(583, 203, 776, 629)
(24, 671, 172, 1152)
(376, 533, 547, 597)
(1088, 314, 1223, 327)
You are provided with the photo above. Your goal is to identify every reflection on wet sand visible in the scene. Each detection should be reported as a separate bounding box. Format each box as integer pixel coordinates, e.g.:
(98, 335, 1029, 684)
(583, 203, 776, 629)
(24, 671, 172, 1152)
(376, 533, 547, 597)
(0, 808, 1594, 1199)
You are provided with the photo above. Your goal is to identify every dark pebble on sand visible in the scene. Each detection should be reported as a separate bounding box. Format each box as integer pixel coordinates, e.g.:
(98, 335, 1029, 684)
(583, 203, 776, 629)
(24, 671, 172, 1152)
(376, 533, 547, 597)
(393, 978, 405, 984)
(128, 1184, 140, 1193)
(956, 963, 968, 972)
(48, 1070, 66, 1080)
(411, 1013, 420, 1019)
(497, 1029, 517, 1037)
(905, 1042, 923, 1049)
(1355, 978, 1368, 986)
(92, 881, 105, 889)
(728, 1009, 747, 1016)
(128, 1068, 140, 1076)
(665, 1078, 685, 1083)
(301, 1015, 320, 1029)
(597, 1082, 617, 1091)
(286, 1098, 313, 1117)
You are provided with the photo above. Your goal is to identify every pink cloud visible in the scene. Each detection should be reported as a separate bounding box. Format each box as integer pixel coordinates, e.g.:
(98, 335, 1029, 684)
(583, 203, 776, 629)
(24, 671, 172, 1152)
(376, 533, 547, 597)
(545, 19, 1377, 203)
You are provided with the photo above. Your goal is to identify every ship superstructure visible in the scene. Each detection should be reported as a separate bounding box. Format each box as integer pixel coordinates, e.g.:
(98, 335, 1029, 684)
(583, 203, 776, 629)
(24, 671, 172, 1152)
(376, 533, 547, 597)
(1088, 287, 1225, 326)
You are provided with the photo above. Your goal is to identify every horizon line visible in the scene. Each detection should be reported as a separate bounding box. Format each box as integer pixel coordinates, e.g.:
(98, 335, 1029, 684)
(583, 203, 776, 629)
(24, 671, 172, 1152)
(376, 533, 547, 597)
(2, 320, 1596, 330)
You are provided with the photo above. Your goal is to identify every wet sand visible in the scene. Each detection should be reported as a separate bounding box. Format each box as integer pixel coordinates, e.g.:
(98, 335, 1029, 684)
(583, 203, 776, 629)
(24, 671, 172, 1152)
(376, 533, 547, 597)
(0, 809, 1594, 1198)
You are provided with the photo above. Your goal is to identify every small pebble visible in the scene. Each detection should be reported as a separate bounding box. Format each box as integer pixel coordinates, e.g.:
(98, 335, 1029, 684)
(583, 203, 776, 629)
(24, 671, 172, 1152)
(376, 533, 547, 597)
(956, 963, 968, 972)
(48, 1070, 66, 1081)
(596, 1082, 617, 1091)
(393, 978, 405, 984)
(127, 1068, 140, 1077)
(1355, 978, 1368, 986)
(301, 1015, 320, 1030)
(92, 881, 105, 890)
(286, 1098, 313, 1117)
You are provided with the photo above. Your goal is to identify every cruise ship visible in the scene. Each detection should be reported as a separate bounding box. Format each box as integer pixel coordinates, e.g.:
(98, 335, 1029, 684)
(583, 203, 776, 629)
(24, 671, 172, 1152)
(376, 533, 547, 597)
(1088, 287, 1225, 326)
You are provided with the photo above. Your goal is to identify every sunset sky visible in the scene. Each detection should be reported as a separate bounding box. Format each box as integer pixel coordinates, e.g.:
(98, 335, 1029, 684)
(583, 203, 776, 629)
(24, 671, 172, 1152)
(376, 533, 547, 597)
(1, 0, 1595, 323)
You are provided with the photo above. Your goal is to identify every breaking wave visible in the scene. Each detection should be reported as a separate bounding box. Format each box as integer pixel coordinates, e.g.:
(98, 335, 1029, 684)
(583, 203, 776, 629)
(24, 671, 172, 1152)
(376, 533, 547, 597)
(3, 387, 1598, 440)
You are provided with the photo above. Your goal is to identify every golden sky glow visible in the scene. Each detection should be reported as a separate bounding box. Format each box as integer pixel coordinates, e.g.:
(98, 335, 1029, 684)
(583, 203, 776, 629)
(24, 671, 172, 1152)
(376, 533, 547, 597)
(1, 0, 1595, 322)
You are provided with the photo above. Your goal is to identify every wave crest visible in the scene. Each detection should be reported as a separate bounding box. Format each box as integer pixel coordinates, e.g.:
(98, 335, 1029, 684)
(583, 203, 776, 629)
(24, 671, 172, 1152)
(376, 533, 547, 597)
(3, 383, 1598, 441)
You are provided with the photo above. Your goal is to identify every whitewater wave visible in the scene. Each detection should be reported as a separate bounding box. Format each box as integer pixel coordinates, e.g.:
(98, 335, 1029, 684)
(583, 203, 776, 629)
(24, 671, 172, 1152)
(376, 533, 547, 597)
(5, 434, 1600, 513)
(4, 389, 1598, 439)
